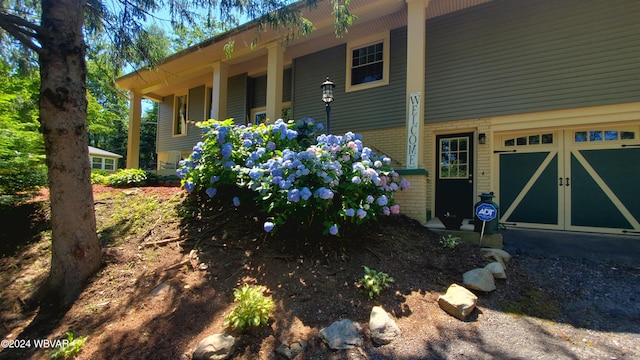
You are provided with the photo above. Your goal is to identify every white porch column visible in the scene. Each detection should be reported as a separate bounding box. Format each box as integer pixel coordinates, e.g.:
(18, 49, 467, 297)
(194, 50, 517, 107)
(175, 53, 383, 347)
(211, 61, 229, 121)
(266, 42, 284, 122)
(405, 0, 429, 169)
(126, 91, 142, 169)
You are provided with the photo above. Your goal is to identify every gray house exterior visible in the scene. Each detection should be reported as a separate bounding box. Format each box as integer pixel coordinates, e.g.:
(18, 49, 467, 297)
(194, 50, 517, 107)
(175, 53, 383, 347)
(117, 0, 640, 235)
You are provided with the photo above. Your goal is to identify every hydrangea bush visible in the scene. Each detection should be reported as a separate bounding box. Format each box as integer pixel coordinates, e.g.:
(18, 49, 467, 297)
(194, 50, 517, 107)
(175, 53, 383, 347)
(177, 118, 409, 235)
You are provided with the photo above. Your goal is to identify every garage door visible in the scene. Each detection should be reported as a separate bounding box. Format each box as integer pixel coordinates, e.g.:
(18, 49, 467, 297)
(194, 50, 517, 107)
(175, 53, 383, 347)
(496, 125, 640, 234)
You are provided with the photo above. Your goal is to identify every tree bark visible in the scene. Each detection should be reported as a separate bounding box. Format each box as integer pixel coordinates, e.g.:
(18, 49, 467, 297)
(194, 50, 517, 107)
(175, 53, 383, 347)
(38, 0, 101, 306)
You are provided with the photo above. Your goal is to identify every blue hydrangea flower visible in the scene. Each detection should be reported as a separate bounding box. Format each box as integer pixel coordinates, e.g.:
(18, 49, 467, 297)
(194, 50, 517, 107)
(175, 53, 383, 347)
(210, 175, 220, 183)
(287, 189, 300, 202)
(357, 208, 367, 219)
(351, 176, 361, 184)
(266, 141, 276, 151)
(377, 195, 388, 206)
(233, 196, 241, 207)
(221, 143, 233, 159)
(184, 181, 195, 193)
(366, 195, 374, 203)
(206, 187, 217, 198)
(263, 221, 274, 232)
(329, 224, 339, 236)
(345, 208, 355, 217)
(300, 187, 312, 201)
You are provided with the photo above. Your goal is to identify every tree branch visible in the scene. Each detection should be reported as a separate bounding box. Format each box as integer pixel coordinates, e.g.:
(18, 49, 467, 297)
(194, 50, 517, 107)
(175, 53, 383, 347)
(0, 12, 43, 54)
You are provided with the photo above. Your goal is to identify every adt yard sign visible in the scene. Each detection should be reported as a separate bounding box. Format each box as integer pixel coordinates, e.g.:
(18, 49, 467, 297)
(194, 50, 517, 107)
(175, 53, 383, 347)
(476, 203, 497, 222)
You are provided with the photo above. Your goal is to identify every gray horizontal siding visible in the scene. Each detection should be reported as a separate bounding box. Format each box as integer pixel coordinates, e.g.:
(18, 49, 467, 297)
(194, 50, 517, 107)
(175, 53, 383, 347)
(189, 85, 205, 122)
(425, 0, 640, 122)
(293, 27, 407, 134)
(157, 94, 202, 152)
(227, 73, 248, 124)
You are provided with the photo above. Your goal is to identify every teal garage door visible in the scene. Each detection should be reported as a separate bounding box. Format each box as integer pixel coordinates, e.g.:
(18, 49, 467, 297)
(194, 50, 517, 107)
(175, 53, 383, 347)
(496, 126, 640, 234)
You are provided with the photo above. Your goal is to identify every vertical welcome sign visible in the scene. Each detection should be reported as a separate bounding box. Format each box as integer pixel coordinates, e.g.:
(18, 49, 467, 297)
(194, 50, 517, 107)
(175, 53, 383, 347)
(406, 91, 421, 169)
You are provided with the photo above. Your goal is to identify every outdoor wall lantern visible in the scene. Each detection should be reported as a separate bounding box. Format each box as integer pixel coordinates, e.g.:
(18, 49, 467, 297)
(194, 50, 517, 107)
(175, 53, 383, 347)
(478, 133, 487, 144)
(321, 76, 335, 134)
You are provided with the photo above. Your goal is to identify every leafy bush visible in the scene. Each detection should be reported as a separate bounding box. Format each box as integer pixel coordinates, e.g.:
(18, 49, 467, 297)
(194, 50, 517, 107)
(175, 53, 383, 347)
(107, 168, 148, 188)
(90, 170, 110, 185)
(358, 266, 395, 299)
(224, 284, 275, 330)
(0, 164, 47, 194)
(177, 118, 409, 235)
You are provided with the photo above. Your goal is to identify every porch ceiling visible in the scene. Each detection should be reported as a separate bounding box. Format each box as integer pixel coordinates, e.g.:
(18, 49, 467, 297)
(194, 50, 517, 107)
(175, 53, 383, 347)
(115, 0, 492, 100)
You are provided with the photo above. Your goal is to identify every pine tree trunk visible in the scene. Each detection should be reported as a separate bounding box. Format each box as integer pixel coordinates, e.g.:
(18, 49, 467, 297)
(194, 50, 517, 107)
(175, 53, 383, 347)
(38, 0, 101, 306)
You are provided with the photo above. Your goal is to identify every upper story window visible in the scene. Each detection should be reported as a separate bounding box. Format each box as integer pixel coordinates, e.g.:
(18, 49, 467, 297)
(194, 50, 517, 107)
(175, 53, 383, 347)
(174, 94, 187, 136)
(346, 32, 390, 92)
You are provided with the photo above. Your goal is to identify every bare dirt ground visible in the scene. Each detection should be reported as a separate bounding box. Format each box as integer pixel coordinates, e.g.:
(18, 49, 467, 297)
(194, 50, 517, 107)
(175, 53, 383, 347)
(0, 185, 638, 359)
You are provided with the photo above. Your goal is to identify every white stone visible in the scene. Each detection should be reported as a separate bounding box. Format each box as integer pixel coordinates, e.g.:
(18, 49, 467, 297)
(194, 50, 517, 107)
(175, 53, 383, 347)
(438, 284, 478, 320)
(484, 261, 507, 279)
(369, 306, 401, 345)
(193, 333, 236, 360)
(463, 268, 496, 292)
(319, 319, 363, 350)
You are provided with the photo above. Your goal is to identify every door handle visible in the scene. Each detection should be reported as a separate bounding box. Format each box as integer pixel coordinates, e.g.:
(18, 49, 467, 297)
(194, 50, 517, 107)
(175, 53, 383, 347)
(565, 177, 570, 187)
(559, 177, 563, 186)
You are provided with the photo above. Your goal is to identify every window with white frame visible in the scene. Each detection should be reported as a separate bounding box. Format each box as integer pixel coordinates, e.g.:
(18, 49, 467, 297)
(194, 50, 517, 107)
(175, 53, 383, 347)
(91, 157, 116, 171)
(346, 33, 390, 92)
(173, 94, 187, 136)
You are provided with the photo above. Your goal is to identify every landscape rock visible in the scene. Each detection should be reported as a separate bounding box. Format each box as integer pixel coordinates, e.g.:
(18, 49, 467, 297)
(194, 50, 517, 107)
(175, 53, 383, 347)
(319, 319, 363, 350)
(481, 248, 512, 268)
(462, 268, 496, 292)
(369, 306, 401, 345)
(484, 261, 507, 279)
(193, 333, 236, 360)
(438, 284, 478, 320)
(276, 339, 307, 359)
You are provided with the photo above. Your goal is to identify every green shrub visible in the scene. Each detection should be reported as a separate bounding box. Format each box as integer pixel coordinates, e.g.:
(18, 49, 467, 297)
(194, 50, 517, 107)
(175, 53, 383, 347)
(358, 266, 394, 299)
(224, 284, 275, 330)
(90, 170, 110, 185)
(107, 168, 148, 188)
(0, 164, 47, 194)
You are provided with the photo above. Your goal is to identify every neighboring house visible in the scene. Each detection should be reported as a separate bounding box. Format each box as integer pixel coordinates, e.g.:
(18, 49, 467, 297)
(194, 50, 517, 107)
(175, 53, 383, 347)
(88, 146, 122, 172)
(116, 0, 640, 235)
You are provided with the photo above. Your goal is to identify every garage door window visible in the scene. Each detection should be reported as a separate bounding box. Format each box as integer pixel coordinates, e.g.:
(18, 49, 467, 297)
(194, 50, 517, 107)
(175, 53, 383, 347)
(574, 129, 636, 142)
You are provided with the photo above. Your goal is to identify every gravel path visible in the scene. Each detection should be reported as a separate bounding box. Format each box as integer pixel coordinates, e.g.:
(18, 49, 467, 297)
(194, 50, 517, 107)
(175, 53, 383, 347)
(458, 254, 640, 360)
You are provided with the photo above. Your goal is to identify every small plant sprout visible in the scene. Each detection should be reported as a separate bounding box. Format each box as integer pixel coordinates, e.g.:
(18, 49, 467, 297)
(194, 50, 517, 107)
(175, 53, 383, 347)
(47, 331, 88, 360)
(224, 284, 275, 331)
(358, 266, 395, 299)
(440, 234, 461, 249)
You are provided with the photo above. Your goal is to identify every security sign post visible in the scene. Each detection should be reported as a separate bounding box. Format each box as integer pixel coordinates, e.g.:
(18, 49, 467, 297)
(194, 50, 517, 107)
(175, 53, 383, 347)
(475, 203, 497, 246)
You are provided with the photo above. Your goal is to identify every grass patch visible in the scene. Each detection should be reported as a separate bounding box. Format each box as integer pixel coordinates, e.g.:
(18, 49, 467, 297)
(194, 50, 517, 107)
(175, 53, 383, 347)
(501, 288, 562, 319)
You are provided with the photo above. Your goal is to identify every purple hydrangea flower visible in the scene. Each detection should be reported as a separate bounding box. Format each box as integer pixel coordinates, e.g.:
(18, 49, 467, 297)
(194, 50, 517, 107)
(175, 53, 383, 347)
(357, 208, 367, 219)
(390, 204, 400, 214)
(400, 178, 410, 190)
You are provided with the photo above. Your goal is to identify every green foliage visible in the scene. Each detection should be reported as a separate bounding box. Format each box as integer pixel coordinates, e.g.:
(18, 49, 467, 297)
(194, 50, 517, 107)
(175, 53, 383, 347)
(90, 170, 110, 185)
(224, 284, 275, 331)
(107, 169, 148, 188)
(48, 331, 87, 360)
(440, 234, 461, 249)
(0, 60, 46, 194)
(358, 266, 394, 299)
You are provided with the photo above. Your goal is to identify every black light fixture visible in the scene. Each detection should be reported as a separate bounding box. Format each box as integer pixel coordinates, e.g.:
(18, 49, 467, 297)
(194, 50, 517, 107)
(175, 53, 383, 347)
(478, 133, 487, 144)
(321, 76, 335, 134)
